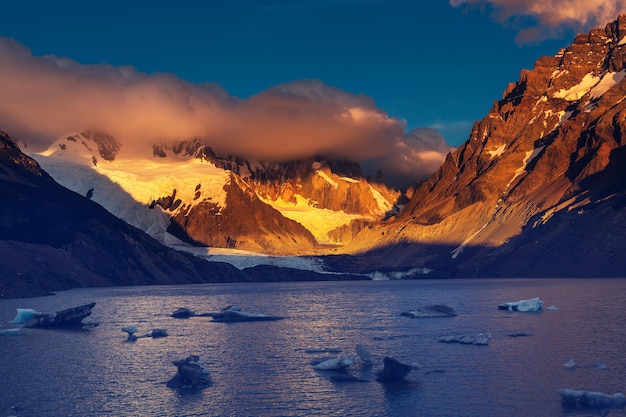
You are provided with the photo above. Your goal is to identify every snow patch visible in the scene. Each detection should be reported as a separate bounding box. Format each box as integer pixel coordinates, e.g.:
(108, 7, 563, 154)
(259, 194, 365, 244)
(553, 73, 599, 101)
(369, 185, 393, 214)
(339, 176, 359, 184)
(554, 70, 626, 101)
(316, 170, 338, 189)
(505, 149, 536, 190)
(590, 70, 626, 98)
(487, 144, 506, 159)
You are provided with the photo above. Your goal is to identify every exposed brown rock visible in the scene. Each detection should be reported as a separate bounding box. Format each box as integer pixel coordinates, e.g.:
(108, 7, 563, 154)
(340, 15, 626, 276)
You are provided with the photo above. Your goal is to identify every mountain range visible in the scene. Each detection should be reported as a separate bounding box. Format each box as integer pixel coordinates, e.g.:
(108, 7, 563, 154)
(3, 15, 626, 297)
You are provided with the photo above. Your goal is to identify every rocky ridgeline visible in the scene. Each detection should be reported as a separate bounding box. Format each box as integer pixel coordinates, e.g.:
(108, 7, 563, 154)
(151, 140, 401, 251)
(163, 140, 400, 216)
(340, 15, 626, 276)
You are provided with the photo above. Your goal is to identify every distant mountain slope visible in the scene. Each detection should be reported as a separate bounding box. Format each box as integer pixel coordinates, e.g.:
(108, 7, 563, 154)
(0, 131, 248, 298)
(32, 133, 400, 254)
(339, 15, 626, 277)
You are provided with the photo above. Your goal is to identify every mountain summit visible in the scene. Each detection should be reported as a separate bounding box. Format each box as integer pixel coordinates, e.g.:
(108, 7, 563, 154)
(339, 15, 626, 277)
(32, 132, 401, 255)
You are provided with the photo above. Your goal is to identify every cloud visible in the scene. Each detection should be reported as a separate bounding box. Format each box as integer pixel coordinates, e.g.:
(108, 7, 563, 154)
(362, 128, 455, 189)
(450, 0, 626, 43)
(0, 36, 452, 187)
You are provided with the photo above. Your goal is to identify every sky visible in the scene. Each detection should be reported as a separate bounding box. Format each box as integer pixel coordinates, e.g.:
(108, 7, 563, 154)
(2, 0, 626, 187)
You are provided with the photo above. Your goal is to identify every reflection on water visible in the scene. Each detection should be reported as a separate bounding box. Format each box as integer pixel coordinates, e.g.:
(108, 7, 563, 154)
(0, 278, 625, 417)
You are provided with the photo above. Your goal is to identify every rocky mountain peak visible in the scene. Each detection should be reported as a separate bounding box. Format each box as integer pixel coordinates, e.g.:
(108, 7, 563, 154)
(0, 130, 49, 180)
(341, 14, 626, 272)
(78, 131, 120, 162)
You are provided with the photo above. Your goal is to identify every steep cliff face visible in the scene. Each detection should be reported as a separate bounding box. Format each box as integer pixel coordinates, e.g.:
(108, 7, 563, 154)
(169, 173, 319, 253)
(342, 15, 626, 274)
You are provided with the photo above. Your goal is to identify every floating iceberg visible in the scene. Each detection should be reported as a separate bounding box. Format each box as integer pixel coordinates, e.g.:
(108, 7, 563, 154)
(172, 305, 283, 322)
(400, 304, 457, 318)
(375, 356, 420, 382)
(211, 305, 283, 322)
(313, 355, 355, 370)
(22, 303, 98, 328)
(150, 329, 168, 338)
(122, 325, 168, 341)
(438, 332, 492, 345)
(563, 359, 607, 370)
(498, 297, 543, 312)
(172, 307, 195, 318)
(122, 325, 139, 341)
(564, 359, 576, 369)
(558, 389, 626, 409)
(167, 355, 211, 389)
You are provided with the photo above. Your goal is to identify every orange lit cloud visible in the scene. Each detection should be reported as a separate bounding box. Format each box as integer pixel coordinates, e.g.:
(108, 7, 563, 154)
(450, 0, 626, 43)
(0, 36, 452, 186)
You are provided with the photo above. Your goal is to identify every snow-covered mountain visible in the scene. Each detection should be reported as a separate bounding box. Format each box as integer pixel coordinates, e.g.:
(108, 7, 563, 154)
(31, 131, 401, 258)
(9, 15, 626, 286)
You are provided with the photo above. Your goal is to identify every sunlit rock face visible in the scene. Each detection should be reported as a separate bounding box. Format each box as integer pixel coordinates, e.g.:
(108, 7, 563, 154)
(169, 173, 318, 253)
(342, 15, 626, 275)
(32, 132, 401, 254)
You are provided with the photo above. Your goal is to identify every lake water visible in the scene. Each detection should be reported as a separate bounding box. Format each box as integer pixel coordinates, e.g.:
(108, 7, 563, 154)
(1, 278, 625, 417)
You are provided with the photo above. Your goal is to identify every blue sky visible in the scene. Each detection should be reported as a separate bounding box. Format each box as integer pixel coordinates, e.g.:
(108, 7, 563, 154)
(2, 0, 579, 146)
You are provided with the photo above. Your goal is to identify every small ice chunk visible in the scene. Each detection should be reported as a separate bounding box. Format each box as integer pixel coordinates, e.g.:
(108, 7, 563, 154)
(564, 359, 576, 368)
(591, 362, 607, 370)
(122, 325, 137, 334)
(438, 332, 492, 345)
(150, 328, 168, 338)
(498, 297, 543, 312)
(122, 325, 138, 341)
(313, 355, 355, 370)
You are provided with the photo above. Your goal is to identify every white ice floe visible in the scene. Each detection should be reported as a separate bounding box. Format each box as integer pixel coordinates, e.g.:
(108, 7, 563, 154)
(313, 355, 356, 370)
(438, 332, 491, 346)
(498, 297, 543, 312)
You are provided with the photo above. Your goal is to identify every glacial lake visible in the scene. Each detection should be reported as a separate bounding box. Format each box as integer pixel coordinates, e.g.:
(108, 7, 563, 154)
(1, 278, 625, 417)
